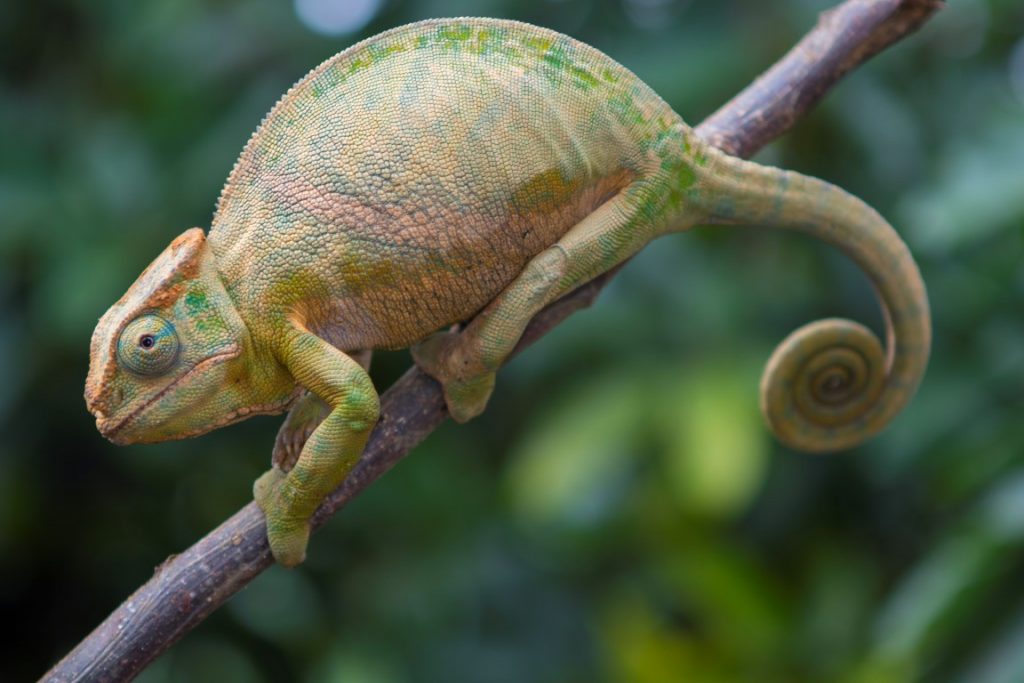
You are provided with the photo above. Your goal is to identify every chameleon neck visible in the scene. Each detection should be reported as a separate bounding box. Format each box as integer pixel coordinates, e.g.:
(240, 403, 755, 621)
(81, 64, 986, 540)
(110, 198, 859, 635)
(697, 151, 931, 451)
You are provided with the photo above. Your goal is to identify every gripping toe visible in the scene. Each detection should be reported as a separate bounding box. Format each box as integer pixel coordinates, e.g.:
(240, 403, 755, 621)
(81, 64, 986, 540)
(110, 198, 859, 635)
(412, 331, 495, 422)
(254, 466, 311, 567)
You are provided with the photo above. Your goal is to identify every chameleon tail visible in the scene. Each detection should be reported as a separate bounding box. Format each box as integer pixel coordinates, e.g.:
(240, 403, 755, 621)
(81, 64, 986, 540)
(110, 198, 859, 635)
(695, 150, 930, 453)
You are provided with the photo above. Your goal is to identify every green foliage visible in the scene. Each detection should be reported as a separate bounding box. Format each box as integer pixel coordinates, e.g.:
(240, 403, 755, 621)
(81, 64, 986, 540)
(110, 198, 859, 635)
(2, 0, 1023, 680)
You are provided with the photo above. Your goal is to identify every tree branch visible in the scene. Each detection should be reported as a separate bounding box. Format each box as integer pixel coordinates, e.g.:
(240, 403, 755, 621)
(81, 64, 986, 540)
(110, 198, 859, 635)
(43, 1, 942, 680)
(698, 0, 942, 158)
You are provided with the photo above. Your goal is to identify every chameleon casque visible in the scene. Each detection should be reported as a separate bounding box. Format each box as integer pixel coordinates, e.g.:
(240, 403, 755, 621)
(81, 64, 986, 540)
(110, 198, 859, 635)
(84, 18, 931, 566)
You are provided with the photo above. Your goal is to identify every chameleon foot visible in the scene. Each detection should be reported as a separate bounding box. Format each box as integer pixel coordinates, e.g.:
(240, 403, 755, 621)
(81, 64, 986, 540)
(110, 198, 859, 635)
(254, 466, 312, 567)
(273, 391, 331, 472)
(412, 331, 496, 423)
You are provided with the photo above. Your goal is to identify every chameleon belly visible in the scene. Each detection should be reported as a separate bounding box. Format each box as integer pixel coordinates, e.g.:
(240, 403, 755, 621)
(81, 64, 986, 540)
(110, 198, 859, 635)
(209, 20, 676, 349)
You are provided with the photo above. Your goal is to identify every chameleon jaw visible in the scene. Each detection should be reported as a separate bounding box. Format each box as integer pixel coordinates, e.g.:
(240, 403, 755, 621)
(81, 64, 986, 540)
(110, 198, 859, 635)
(96, 345, 240, 445)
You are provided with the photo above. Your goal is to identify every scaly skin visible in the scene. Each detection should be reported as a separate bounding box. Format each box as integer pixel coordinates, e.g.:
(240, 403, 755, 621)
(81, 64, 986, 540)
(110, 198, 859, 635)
(84, 18, 931, 566)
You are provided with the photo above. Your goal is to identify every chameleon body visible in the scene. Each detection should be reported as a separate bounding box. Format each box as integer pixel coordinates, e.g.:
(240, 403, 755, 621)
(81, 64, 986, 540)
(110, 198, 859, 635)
(84, 18, 931, 566)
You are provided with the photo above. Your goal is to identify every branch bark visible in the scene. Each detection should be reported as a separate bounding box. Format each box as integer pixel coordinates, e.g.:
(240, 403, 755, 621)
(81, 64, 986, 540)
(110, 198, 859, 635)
(43, 1, 942, 680)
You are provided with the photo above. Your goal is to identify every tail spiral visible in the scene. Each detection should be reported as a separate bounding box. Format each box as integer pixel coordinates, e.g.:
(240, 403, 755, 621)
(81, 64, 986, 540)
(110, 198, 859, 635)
(760, 318, 887, 452)
(695, 148, 931, 452)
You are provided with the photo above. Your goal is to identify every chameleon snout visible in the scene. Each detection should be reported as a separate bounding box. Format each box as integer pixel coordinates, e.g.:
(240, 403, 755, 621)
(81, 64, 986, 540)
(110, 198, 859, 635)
(85, 385, 132, 443)
(84, 385, 109, 421)
(86, 401, 118, 440)
(91, 408, 137, 446)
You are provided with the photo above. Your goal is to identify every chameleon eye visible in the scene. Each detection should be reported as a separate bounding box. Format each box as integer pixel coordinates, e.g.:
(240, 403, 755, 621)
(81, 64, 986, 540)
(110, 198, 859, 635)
(118, 315, 179, 376)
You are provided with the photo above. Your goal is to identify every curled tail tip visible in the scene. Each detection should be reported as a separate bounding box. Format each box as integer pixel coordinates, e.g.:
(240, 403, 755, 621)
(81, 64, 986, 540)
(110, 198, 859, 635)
(759, 318, 900, 453)
(697, 155, 931, 453)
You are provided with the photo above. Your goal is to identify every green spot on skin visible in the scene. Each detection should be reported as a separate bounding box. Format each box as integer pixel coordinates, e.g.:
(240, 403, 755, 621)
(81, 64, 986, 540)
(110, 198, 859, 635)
(378, 43, 407, 57)
(543, 45, 568, 70)
(524, 36, 554, 54)
(571, 65, 599, 89)
(608, 91, 647, 127)
(468, 28, 497, 55)
(677, 163, 696, 189)
(194, 317, 226, 334)
(659, 154, 698, 211)
(185, 289, 208, 312)
(348, 56, 370, 75)
(438, 24, 473, 42)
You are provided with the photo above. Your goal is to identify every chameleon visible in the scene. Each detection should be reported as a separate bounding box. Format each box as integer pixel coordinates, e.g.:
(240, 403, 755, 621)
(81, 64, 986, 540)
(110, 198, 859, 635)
(84, 18, 931, 567)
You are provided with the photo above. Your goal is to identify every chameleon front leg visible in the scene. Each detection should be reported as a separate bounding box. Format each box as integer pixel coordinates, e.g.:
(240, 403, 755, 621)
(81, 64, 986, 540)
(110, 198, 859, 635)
(413, 187, 657, 422)
(272, 350, 372, 472)
(255, 329, 379, 566)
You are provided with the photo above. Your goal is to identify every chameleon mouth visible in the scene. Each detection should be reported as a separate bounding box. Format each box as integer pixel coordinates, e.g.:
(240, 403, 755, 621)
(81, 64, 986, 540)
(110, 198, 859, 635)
(98, 346, 239, 443)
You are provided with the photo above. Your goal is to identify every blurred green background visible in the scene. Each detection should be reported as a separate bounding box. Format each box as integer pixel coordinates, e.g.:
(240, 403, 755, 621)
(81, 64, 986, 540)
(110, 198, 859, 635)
(3, 0, 1023, 681)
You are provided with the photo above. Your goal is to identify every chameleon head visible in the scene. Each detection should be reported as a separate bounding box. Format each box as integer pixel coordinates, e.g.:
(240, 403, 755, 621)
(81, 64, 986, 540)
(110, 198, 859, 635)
(84, 228, 262, 445)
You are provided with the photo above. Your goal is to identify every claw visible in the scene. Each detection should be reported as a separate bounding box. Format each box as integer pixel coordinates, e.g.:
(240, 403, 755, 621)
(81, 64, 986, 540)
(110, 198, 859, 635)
(272, 391, 330, 471)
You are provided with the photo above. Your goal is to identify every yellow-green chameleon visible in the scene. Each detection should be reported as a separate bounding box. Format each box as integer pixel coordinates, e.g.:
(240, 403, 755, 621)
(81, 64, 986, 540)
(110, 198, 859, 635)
(84, 18, 931, 567)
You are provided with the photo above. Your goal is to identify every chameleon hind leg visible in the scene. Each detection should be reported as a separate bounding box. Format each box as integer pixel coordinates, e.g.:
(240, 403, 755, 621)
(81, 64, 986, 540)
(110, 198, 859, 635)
(255, 329, 379, 566)
(413, 187, 655, 422)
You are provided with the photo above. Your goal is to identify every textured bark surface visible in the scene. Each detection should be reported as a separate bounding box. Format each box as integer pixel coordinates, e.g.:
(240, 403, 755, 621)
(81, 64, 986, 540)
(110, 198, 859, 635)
(43, 1, 942, 680)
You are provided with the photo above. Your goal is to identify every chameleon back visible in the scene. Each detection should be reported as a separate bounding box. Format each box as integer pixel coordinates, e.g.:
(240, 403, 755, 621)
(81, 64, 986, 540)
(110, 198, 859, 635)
(208, 18, 690, 350)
